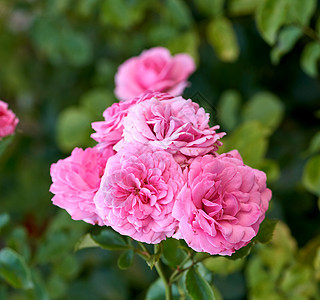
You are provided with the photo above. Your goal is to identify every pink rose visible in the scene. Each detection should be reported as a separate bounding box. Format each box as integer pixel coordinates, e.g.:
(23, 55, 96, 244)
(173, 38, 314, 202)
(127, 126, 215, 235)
(91, 91, 174, 150)
(50, 146, 115, 225)
(120, 96, 225, 158)
(172, 150, 272, 255)
(0, 100, 19, 139)
(93, 144, 185, 243)
(115, 47, 196, 101)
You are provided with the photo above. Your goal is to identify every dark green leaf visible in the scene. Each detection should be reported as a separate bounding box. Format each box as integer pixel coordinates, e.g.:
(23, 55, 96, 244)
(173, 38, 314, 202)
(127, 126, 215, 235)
(90, 228, 130, 250)
(217, 90, 242, 131)
(301, 42, 320, 77)
(0, 213, 10, 231)
(117, 250, 134, 270)
(271, 26, 302, 65)
(162, 238, 187, 268)
(207, 17, 240, 62)
(256, 0, 289, 45)
(254, 218, 278, 244)
(185, 266, 215, 300)
(0, 135, 14, 156)
(242, 91, 284, 132)
(146, 278, 180, 300)
(302, 154, 320, 196)
(228, 242, 253, 260)
(0, 248, 33, 289)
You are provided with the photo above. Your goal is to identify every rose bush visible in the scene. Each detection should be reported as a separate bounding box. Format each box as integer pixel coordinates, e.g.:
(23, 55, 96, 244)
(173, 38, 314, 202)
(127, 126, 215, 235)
(114, 47, 195, 101)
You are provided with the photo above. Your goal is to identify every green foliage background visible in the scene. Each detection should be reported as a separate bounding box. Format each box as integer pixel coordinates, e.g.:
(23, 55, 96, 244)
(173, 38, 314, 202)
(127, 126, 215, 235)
(0, 0, 319, 299)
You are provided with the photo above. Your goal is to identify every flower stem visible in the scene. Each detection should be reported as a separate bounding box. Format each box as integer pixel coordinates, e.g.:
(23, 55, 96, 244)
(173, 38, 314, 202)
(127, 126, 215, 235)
(155, 260, 172, 300)
(154, 244, 172, 300)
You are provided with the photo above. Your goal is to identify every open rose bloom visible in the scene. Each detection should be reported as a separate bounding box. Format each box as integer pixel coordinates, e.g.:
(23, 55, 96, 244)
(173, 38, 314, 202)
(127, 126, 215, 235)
(115, 47, 196, 101)
(0, 100, 19, 139)
(50, 48, 272, 255)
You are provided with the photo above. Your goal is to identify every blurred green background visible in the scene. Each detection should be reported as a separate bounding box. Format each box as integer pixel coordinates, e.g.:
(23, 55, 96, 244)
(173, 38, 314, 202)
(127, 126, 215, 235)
(0, 0, 319, 299)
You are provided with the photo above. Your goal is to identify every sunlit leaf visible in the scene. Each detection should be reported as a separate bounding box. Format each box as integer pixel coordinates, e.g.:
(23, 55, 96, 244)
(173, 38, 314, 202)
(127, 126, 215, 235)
(207, 17, 240, 62)
(56, 107, 93, 152)
(287, 0, 316, 26)
(204, 256, 244, 274)
(302, 154, 320, 196)
(301, 42, 320, 77)
(194, 0, 224, 17)
(228, 0, 260, 16)
(256, 0, 289, 45)
(242, 91, 284, 132)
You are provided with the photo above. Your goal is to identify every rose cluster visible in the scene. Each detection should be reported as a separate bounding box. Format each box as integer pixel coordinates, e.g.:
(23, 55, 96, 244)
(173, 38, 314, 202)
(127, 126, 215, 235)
(50, 48, 271, 255)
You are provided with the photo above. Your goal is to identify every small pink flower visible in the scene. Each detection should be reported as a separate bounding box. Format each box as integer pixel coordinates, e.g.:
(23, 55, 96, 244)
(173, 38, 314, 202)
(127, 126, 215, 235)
(115, 47, 196, 101)
(94, 144, 185, 243)
(0, 100, 19, 139)
(50, 146, 115, 225)
(121, 96, 225, 158)
(91, 91, 174, 150)
(172, 150, 272, 255)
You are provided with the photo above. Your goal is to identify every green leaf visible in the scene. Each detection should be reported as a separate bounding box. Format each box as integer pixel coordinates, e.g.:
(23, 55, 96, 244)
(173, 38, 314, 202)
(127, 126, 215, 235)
(302, 154, 320, 196)
(194, 0, 225, 17)
(271, 26, 303, 65)
(217, 89, 242, 131)
(228, 242, 253, 260)
(242, 91, 284, 132)
(146, 278, 180, 300)
(165, 30, 200, 65)
(254, 218, 278, 244)
(218, 120, 270, 168)
(117, 250, 134, 270)
(207, 17, 240, 62)
(90, 228, 130, 250)
(287, 0, 316, 26)
(0, 213, 10, 231)
(204, 256, 244, 275)
(0, 135, 14, 156)
(256, 0, 289, 45)
(162, 0, 192, 29)
(161, 238, 187, 268)
(301, 42, 320, 77)
(74, 233, 100, 251)
(305, 131, 320, 156)
(259, 159, 280, 182)
(0, 248, 33, 289)
(56, 106, 92, 152)
(228, 0, 260, 16)
(80, 89, 115, 119)
(185, 266, 215, 300)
